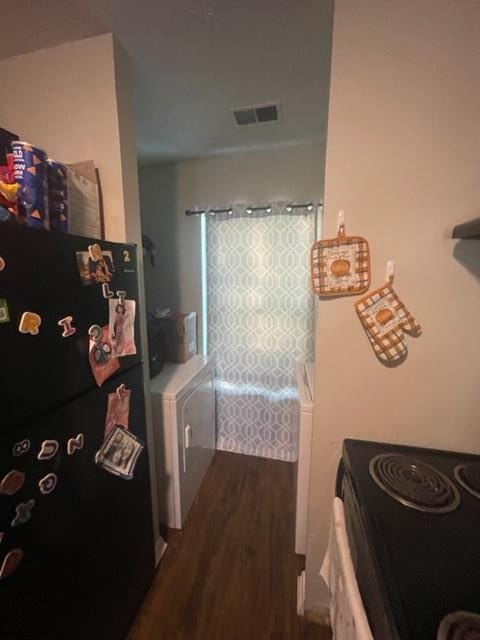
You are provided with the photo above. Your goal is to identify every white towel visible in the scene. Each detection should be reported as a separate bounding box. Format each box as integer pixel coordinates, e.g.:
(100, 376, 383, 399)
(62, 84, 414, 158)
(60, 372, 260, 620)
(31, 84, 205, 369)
(320, 497, 374, 640)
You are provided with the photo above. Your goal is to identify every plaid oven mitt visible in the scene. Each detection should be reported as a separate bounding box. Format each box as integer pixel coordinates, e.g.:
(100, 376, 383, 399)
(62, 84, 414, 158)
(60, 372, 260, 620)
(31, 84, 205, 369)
(355, 277, 421, 365)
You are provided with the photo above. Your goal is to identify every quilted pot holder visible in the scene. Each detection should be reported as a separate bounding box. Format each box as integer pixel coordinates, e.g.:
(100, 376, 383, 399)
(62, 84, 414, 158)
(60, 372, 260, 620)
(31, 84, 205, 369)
(311, 219, 370, 297)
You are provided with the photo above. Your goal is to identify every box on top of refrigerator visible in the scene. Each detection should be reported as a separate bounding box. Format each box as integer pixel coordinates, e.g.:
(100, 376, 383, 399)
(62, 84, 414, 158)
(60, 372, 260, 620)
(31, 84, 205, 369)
(66, 160, 103, 239)
(158, 312, 197, 364)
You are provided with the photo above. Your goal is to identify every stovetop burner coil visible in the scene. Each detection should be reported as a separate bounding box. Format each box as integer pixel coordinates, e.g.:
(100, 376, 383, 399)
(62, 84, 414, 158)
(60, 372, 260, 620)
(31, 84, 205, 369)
(369, 453, 460, 513)
(454, 463, 480, 501)
(437, 611, 480, 640)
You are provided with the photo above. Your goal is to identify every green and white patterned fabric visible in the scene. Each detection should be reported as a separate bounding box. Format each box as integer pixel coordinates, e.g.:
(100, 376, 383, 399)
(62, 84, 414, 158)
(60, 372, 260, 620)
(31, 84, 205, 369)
(207, 201, 315, 462)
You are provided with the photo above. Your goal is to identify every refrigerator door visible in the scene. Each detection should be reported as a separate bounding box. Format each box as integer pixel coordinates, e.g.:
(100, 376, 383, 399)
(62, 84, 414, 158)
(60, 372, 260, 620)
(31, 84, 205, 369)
(0, 365, 155, 640)
(0, 224, 142, 433)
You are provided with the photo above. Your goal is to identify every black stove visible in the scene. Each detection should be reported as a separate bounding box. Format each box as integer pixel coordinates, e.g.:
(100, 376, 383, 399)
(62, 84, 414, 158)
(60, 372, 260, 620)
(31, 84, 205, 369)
(455, 463, 480, 501)
(338, 439, 480, 640)
(437, 611, 480, 640)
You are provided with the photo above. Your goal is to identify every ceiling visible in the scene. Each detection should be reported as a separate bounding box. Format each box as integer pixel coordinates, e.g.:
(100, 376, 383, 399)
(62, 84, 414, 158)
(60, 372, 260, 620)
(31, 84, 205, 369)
(1, 0, 332, 162)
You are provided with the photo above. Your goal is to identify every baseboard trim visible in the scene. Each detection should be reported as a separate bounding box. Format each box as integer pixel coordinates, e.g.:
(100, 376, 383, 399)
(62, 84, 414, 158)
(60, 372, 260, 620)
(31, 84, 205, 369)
(155, 536, 168, 567)
(296, 571, 306, 616)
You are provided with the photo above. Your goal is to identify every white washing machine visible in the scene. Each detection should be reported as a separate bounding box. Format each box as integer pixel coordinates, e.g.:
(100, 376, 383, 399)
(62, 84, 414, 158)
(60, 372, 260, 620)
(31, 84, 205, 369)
(151, 355, 216, 529)
(295, 360, 315, 555)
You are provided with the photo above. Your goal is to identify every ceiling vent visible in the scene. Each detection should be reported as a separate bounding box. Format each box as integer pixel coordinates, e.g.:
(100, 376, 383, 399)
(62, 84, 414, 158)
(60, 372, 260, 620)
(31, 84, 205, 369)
(233, 103, 279, 126)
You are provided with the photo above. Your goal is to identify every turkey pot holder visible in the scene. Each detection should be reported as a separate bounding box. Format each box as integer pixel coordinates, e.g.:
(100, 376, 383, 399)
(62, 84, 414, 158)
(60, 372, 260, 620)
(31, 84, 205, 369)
(311, 223, 370, 297)
(355, 281, 421, 365)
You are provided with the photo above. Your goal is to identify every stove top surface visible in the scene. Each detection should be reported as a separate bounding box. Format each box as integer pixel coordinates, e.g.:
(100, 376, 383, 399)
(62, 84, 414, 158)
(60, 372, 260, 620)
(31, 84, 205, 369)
(454, 463, 480, 501)
(342, 439, 480, 640)
(369, 452, 461, 513)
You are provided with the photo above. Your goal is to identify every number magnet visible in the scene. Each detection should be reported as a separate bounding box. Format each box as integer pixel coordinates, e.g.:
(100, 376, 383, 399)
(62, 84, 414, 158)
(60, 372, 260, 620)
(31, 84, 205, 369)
(88, 325, 103, 342)
(0, 299, 10, 324)
(58, 316, 76, 337)
(123, 249, 131, 263)
(18, 311, 42, 335)
(116, 291, 126, 306)
(88, 244, 103, 261)
(0, 549, 23, 580)
(0, 257, 5, 272)
(67, 433, 84, 455)
(102, 283, 114, 299)
(37, 440, 59, 461)
(0, 470, 26, 496)
(12, 439, 30, 457)
(38, 473, 57, 495)
(11, 500, 35, 527)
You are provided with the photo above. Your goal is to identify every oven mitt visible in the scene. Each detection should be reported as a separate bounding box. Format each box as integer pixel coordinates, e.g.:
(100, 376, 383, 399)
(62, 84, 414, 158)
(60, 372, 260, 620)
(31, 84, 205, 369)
(355, 275, 421, 366)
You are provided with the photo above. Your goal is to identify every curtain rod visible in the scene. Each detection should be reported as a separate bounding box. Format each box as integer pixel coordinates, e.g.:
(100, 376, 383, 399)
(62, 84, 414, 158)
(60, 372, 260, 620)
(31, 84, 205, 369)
(185, 202, 321, 216)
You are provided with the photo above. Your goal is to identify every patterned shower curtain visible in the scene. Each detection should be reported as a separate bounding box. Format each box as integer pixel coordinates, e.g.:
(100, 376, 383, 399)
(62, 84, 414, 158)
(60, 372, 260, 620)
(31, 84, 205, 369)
(207, 202, 316, 462)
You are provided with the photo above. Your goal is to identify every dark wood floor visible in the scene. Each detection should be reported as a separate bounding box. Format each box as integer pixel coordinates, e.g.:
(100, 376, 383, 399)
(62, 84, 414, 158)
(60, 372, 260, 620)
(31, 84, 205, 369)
(129, 451, 331, 640)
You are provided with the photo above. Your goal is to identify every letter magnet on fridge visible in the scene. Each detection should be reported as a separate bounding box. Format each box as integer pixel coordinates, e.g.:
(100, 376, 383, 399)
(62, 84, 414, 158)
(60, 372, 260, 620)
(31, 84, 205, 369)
(67, 434, 84, 455)
(0, 549, 24, 580)
(58, 316, 76, 338)
(11, 500, 35, 527)
(12, 439, 30, 457)
(102, 283, 114, 299)
(0, 470, 26, 496)
(38, 473, 57, 495)
(0, 299, 10, 323)
(18, 312, 41, 335)
(37, 440, 59, 461)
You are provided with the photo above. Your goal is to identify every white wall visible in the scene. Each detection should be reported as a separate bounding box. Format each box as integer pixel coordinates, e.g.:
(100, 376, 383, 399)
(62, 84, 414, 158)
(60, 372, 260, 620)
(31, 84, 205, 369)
(0, 34, 162, 559)
(140, 142, 326, 344)
(305, 0, 480, 615)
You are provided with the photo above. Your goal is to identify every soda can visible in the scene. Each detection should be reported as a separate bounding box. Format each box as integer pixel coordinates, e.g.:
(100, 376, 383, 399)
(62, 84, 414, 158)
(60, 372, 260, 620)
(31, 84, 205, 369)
(12, 141, 49, 230)
(47, 159, 69, 233)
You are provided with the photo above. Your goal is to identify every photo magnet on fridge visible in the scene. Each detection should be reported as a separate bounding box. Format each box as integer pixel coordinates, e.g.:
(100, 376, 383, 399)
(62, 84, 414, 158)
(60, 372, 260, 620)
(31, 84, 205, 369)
(95, 426, 144, 480)
(104, 389, 131, 438)
(109, 299, 137, 357)
(89, 325, 120, 387)
(76, 250, 115, 286)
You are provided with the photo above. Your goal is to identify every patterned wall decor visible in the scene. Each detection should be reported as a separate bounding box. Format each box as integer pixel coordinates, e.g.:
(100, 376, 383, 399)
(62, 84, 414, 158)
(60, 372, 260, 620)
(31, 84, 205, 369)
(207, 202, 316, 462)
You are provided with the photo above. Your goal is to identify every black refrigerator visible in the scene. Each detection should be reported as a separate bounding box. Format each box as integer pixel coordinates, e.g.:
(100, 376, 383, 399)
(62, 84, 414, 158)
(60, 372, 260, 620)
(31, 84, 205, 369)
(0, 224, 156, 639)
